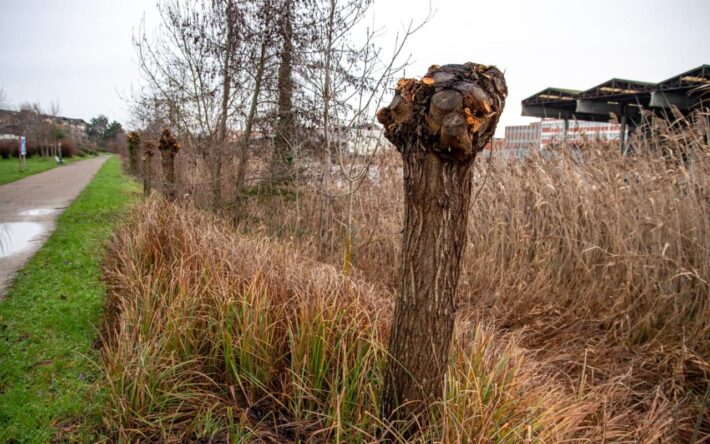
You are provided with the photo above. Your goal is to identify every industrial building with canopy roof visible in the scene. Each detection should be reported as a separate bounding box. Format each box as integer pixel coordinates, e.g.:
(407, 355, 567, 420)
(520, 64, 710, 153)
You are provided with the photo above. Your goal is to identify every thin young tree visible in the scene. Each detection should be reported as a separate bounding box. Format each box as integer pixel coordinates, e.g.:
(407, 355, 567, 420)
(299, 0, 374, 257)
(376, 63, 507, 434)
(234, 2, 276, 198)
(300, 0, 428, 262)
(0, 86, 7, 109)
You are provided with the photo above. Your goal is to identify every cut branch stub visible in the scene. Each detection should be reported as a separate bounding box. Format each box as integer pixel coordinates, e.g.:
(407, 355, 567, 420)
(377, 62, 507, 161)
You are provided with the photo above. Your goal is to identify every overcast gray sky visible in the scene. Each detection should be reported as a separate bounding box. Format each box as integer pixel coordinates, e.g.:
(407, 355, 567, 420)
(1, 0, 709, 136)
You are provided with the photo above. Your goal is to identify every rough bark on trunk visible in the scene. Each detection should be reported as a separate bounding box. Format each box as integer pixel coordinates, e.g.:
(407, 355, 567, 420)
(127, 131, 141, 176)
(159, 128, 179, 201)
(143, 142, 156, 197)
(214, 0, 235, 210)
(211, 153, 223, 209)
(377, 63, 507, 434)
(271, 0, 295, 182)
(129, 151, 140, 175)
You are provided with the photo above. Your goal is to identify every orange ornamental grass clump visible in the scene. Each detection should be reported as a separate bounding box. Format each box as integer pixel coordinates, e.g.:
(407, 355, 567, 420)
(100, 198, 592, 442)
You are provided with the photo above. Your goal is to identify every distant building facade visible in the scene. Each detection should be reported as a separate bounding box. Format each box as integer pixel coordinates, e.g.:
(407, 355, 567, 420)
(0, 109, 88, 144)
(341, 124, 391, 155)
(505, 119, 623, 150)
(505, 122, 541, 150)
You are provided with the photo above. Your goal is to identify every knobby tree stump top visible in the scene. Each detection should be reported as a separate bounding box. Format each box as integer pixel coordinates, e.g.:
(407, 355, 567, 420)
(377, 63, 507, 161)
(158, 128, 180, 154)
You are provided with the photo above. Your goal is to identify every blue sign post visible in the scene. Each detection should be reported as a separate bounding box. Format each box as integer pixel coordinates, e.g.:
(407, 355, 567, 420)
(19, 136, 27, 171)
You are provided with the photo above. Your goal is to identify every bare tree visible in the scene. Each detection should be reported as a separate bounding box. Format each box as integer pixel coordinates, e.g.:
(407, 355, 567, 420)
(0, 87, 8, 109)
(376, 63, 507, 434)
(134, 0, 245, 208)
(269, 0, 295, 181)
(299, 0, 375, 257)
(234, 3, 277, 202)
(49, 101, 62, 158)
(158, 128, 180, 200)
(299, 0, 428, 262)
(135, 0, 283, 210)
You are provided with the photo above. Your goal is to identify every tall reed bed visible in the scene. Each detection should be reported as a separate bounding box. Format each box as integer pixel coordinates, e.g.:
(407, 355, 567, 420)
(225, 116, 710, 441)
(109, 115, 709, 441)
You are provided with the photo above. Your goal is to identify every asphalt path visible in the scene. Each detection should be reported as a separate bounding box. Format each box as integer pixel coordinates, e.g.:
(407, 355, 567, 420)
(0, 156, 108, 297)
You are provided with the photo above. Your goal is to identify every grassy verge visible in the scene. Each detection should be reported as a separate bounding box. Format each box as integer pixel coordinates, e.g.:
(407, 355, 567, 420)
(0, 156, 83, 186)
(0, 156, 139, 443)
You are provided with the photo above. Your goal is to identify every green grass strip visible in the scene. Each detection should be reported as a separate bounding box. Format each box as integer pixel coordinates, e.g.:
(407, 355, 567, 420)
(0, 156, 84, 186)
(0, 156, 140, 443)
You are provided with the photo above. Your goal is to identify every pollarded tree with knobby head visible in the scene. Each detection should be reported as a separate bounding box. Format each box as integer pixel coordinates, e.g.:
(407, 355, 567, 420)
(127, 131, 141, 175)
(143, 141, 156, 197)
(376, 62, 507, 434)
(158, 128, 180, 201)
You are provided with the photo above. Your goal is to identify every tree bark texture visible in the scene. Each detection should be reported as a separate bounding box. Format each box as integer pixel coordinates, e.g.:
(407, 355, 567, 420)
(271, 0, 295, 182)
(158, 128, 179, 201)
(214, 0, 235, 210)
(211, 155, 223, 209)
(127, 131, 141, 176)
(143, 142, 156, 198)
(376, 63, 507, 432)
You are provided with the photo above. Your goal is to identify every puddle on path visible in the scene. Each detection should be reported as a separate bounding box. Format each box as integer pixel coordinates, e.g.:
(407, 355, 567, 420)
(0, 222, 44, 258)
(19, 208, 55, 217)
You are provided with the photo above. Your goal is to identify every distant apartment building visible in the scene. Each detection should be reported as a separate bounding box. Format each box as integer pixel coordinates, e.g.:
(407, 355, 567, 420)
(505, 122, 541, 150)
(505, 119, 623, 150)
(0, 109, 88, 144)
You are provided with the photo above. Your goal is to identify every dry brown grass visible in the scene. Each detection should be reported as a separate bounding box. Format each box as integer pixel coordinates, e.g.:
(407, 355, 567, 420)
(101, 199, 594, 442)
(105, 113, 710, 442)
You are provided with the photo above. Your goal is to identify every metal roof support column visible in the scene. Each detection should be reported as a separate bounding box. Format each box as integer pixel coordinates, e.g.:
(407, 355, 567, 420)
(619, 105, 628, 155)
(562, 118, 569, 143)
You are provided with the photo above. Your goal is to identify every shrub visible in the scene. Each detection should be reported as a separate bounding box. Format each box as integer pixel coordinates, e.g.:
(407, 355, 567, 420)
(0, 139, 16, 158)
(60, 138, 79, 158)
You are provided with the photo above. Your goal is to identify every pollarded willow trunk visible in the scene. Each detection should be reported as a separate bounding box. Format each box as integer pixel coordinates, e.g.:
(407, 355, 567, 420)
(377, 63, 507, 433)
(127, 131, 141, 175)
(143, 141, 155, 197)
(158, 128, 180, 201)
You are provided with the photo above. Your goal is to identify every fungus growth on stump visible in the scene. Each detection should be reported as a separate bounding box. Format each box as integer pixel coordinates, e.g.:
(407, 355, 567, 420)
(377, 63, 507, 434)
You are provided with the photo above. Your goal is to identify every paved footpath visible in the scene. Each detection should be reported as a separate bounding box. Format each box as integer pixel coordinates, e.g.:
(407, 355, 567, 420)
(0, 156, 108, 297)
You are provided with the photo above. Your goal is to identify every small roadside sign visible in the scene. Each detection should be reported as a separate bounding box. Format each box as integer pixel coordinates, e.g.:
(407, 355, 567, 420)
(18, 136, 27, 171)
